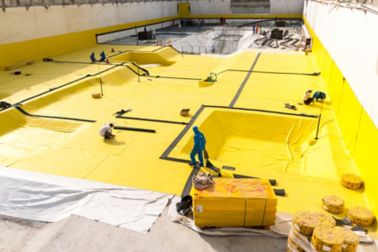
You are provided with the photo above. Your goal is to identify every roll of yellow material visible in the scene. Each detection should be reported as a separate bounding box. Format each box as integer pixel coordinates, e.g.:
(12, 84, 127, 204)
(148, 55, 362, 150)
(322, 195, 344, 214)
(293, 211, 336, 236)
(348, 207, 375, 227)
(334, 227, 359, 252)
(341, 174, 363, 190)
(311, 226, 343, 252)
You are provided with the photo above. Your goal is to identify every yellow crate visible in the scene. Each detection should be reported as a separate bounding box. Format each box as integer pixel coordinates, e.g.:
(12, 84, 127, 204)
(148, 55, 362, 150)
(193, 178, 277, 228)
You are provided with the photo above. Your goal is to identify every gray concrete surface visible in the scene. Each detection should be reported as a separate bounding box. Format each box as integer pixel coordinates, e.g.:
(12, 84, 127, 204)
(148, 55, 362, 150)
(0, 210, 288, 252)
(1, 208, 377, 252)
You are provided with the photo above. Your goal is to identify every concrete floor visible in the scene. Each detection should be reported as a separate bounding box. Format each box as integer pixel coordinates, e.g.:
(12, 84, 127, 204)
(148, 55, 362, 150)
(0, 210, 288, 252)
(109, 20, 305, 54)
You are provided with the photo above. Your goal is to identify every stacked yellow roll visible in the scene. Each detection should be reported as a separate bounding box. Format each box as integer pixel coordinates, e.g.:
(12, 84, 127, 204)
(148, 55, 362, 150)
(293, 211, 336, 237)
(334, 227, 359, 252)
(341, 174, 363, 190)
(322, 195, 344, 214)
(348, 207, 375, 227)
(311, 226, 343, 252)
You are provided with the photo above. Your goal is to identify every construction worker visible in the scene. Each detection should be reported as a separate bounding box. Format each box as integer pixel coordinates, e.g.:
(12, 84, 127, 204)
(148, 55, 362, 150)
(100, 123, 115, 140)
(303, 89, 314, 105)
(190, 126, 206, 167)
(99, 51, 106, 62)
(90, 52, 96, 63)
(256, 23, 260, 34)
(313, 91, 326, 102)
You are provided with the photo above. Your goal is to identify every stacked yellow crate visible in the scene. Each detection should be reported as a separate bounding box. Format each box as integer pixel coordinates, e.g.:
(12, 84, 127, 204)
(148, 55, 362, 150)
(193, 178, 277, 228)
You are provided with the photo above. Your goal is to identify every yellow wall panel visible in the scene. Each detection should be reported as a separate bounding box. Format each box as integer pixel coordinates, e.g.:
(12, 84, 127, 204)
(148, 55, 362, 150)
(328, 63, 344, 112)
(352, 112, 378, 212)
(0, 16, 176, 69)
(305, 19, 378, 216)
(335, 80, 362, 151)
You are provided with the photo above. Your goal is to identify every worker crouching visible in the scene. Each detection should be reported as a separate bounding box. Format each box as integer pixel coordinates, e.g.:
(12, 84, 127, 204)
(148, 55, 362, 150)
(303, 90, 326, 105)
(100, 123, 116, 140)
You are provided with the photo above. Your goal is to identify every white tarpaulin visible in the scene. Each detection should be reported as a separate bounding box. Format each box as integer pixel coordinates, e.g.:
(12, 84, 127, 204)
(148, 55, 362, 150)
(0, 166, 172, 233)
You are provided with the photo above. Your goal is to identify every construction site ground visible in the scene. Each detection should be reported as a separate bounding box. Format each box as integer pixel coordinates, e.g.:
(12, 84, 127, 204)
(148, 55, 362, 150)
(0, 43, 377, 251)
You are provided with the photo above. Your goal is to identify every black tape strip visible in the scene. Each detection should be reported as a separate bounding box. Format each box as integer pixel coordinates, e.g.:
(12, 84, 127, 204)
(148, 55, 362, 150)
(15, 106, 96, 123)
(113, 126, 156, 133)
(181, 166, 200, 197)
(229, 53, 261, 107)
(160, 105, 205, 159)
(117, 116, 188, 125)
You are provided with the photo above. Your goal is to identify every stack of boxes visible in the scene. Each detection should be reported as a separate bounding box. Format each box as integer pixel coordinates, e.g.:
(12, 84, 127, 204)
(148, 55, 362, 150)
(193, 178, 277, 228)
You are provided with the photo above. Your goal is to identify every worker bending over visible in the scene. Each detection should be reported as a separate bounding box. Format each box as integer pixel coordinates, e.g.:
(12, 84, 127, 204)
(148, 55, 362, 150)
(100, 123, 115, 140)
(303, 90, 326, 105)
(99, 51, 106, 62)
(190, 126, 206, 167)
(303, 90, 314, 105)
(313, 91, 326, 102)
(90, 52, 96, 63)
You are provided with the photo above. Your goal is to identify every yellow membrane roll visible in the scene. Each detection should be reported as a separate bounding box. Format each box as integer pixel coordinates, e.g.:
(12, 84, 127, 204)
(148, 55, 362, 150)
(311, 226, 343, 252)
(293, 211, 336, 236)
(341, 174, 363, 190)
(334, 227, 359, 252)
(348, 207, 375, 227)
(322, 195, 344, 214)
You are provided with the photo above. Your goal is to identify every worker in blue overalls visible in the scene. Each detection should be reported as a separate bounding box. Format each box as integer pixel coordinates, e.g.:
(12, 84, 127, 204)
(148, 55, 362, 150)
(190, 126, 206, 167)
(313, 91, 326, 102)
(90, 52, 96, 63)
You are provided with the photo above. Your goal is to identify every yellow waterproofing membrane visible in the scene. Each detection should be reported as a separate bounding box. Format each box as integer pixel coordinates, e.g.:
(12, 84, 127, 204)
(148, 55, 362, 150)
(305, 19, 378, 219)
(0, 41, 374, 231)
(172, 108, 317, 175)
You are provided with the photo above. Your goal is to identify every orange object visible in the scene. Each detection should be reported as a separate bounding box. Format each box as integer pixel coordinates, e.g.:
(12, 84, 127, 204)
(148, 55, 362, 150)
(92, 93, 102, 99)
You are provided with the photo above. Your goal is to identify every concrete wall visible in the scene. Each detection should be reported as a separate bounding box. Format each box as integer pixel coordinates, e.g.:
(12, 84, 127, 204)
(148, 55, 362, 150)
(304, 1, 378, 215)
(270, 0, 304, 14)
(189, 0, 232, 15)
(0, 2, 177, 44)
(0, 0, 305, 45)
(304, 0, 378, 127)
(189, 0, 304, 15)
